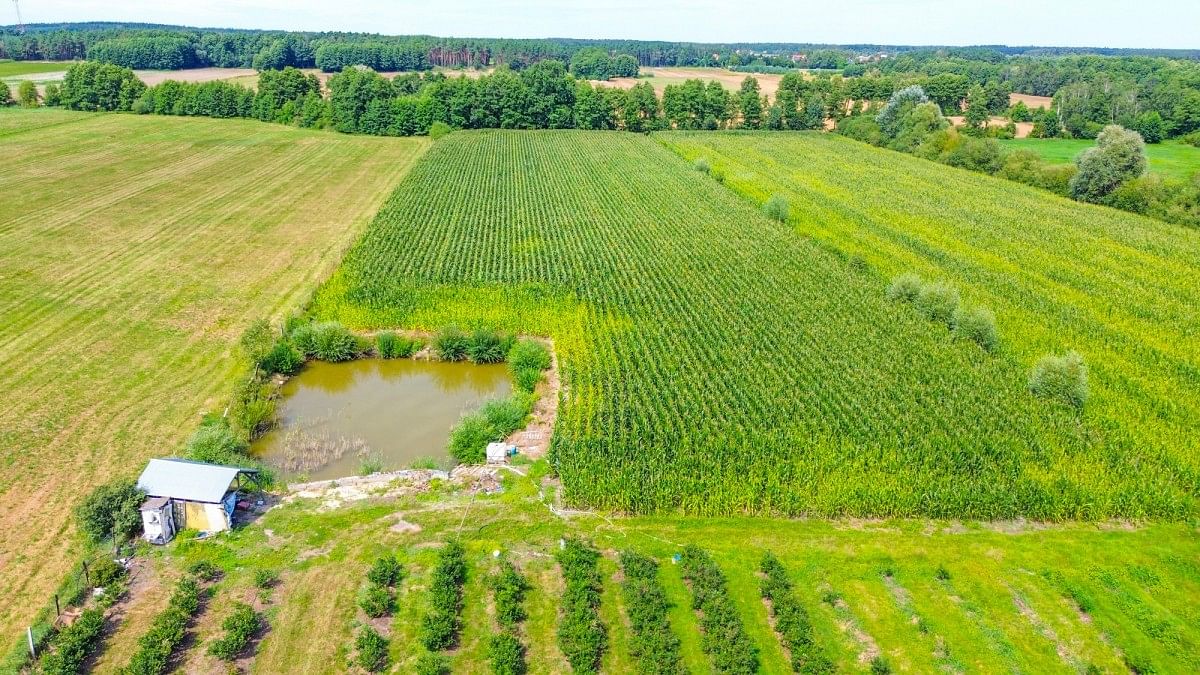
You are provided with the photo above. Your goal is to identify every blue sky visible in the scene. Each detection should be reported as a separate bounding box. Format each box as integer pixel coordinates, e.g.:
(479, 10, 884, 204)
(15, 1, 1200, 49)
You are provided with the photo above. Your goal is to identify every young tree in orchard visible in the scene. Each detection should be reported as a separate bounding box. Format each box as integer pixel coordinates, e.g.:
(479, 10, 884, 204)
(1069, 125, 1147, 203)
(738, 76, 763, 129)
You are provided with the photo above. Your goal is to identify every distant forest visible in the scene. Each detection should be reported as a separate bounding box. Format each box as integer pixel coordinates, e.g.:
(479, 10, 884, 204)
(2, 22, 1199, 73)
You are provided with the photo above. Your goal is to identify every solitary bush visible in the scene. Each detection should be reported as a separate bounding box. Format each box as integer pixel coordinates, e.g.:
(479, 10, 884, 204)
(508, 339, 551, 393)
(693, 157, 710, 173)
(260, 339, 303, 375)
(885, 273, 923, 303)
(188, 560, 223, 582)
(1029, 351, 1089, 409)
(367, 555, 404, 587)
(467, 328, 507, 364)
(914, 281, 960, 326)
(75, 479, 145, 543)
(448, 414, 496, 464)
(90, 556, 128, 588)
(763, 194, 790, 222)
(355, 626, 390, 672)
(415, 653, 450, 675)
(185, 420, 248, 465)
(953, 305, 999, 352)
(488, 632, 527, 675)
(871, 656, 893, 674)
(1069, 125, 1147, 203)
(253, 569, 279, 589)
(299, 322, 358, 361)
(18, 80, 38, 107)
(429, 121, 452, 140)
(358, 583, 395, 619)
(434, 326, 469, 361)
(239, 319, 275, 365)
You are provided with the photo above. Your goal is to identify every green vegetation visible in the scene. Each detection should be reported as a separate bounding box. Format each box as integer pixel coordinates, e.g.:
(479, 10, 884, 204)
(355, 626, 390, 672)
(489, 559, 530, 675)
(619, 551, 684, 673)
(659, 130, 1199, 517)
(760, 552, 832, 673)
(207, 602, 261, 660)
(123, 576, 202, 675)
(999, 138, 1200, 180)
(314, 130, 1199, 519)
(1029, 351, 1089, 409)
(680, 545, 759, 673)
(0, 108, 427, 641)
(38, 607, 105, 674)
(422, 541, 467, 651)
(556, 538, 607, 674)
(0, 60, 71, 78)
(74, 479, 145, 543)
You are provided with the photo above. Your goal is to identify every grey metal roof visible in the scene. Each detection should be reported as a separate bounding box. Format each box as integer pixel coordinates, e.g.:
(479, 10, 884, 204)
(137, 458, 250, 503)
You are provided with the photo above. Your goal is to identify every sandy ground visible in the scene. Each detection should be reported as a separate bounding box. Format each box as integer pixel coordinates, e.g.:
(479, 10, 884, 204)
(596, 67, 787, 100)
(947, 115, 1034, 138)
(1009, 93, 1053, 110)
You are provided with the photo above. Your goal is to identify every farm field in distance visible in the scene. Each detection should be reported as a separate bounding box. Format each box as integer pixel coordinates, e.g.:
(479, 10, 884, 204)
(0, 108, 428, 640)
(313, 129, 1199, 521)
(998, 137, 1200, 179)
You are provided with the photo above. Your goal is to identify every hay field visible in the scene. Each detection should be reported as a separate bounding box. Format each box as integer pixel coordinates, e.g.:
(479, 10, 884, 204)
(0, 108, 428, 638)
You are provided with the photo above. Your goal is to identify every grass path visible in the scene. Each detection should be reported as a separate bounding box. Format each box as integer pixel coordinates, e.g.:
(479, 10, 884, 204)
(0, 108, 428, 640)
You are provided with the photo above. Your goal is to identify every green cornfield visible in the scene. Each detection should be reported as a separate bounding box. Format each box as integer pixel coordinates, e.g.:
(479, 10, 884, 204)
(312, 129, 1199, 519)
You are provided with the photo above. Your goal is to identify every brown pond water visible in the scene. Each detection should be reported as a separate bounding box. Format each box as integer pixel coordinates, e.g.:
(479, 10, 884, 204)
(253, 359, 511, 481)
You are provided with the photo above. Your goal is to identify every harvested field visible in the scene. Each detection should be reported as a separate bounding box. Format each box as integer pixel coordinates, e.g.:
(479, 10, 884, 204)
(1009, 92, 1054, 109)
(599, 66, 787, 100)
(0, 108, 427, 640)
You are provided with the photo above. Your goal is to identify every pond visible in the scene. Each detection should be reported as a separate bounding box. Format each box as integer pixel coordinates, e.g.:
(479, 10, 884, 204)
(252, 359, 511, 481)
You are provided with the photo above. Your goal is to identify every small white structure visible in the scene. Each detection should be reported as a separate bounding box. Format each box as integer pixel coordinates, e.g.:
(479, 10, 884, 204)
(486, 442, 512, 464)
(137, 458, 260, 544)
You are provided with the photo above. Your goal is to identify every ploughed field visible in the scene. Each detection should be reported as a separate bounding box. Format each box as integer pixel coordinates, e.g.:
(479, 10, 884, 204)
(312, 129, 1199, 520)
(0, 109, 428, 639)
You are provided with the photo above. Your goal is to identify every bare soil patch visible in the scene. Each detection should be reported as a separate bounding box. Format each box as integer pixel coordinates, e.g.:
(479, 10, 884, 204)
(135, 67, 257, 87)
(1009, 93, 1053, 110)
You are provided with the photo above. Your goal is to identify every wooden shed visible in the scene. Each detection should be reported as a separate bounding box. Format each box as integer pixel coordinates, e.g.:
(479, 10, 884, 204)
(136, 458, 259, 543)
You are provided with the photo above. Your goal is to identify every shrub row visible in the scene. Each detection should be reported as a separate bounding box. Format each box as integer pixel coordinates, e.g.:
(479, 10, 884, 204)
(123, 576, 202, 675)
(207, 602, 261, 661)
(38, 607, 106, 675)
(556, 538, 608, 675)
(679, 545, 758, 674)
(886, 273, 999, 352)
(359, 555, 403, 618)
(759, 552, 833, 674)
(619, 551, 684, 674)
(421, 541, 468, 651)
(376, 330, 422, 359)
(489, 559, 530, 675)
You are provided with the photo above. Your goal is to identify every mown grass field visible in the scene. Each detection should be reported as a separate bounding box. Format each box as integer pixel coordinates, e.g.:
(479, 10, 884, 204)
(998, 137, 1200, 179)
(99, 465, 1200, 674)
(313, 129, 1199, 521)
(0, 108, 428, 640)
(0, 59, 71, 78)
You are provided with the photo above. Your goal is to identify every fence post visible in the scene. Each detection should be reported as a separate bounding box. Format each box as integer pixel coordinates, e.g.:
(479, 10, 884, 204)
(54, 594, 60, 618)
(82, 560, 90, 587)
(27, 626, 35, 659)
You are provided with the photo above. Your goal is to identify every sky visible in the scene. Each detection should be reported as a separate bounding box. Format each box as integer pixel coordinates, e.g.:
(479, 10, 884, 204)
(13, 1, 1200, 49)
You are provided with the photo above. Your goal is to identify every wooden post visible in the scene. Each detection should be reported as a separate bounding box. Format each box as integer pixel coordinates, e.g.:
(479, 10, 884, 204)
(82, 560, 90, 587)
(54, 594, 60, 618)
(26, 626, 35, 658)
